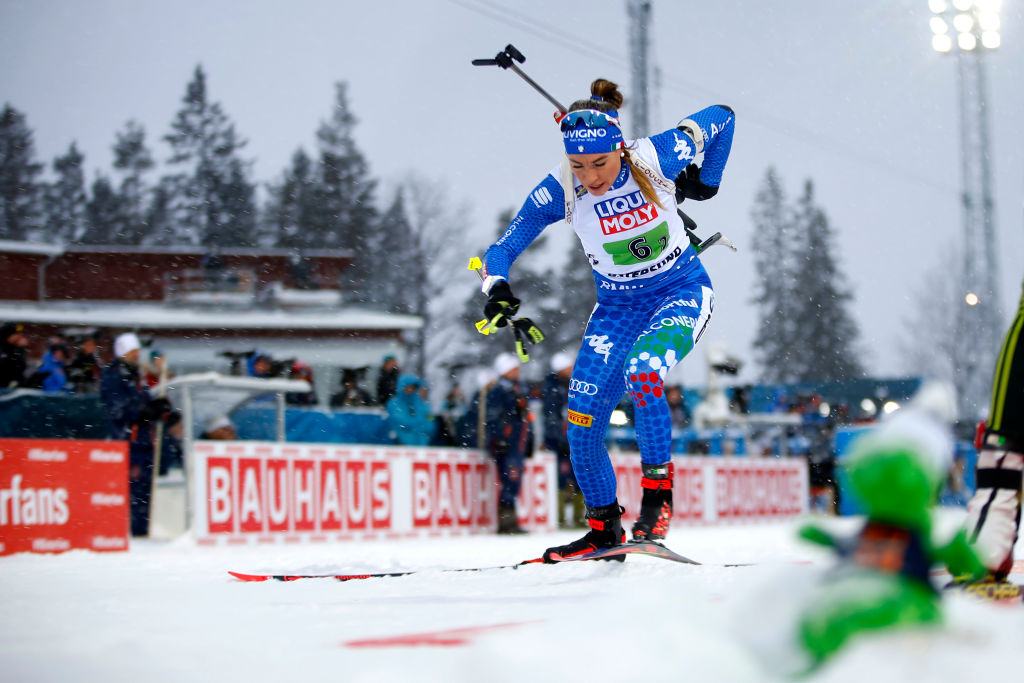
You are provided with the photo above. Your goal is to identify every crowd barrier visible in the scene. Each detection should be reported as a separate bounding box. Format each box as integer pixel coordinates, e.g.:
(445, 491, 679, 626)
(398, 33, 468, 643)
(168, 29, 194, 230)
(190, 442, 808, 545)
(0, 438, 129, 555)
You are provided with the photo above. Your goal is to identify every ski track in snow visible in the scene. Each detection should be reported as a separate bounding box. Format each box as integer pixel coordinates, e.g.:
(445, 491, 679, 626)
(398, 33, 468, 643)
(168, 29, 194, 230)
(1, 515, 1021, 682)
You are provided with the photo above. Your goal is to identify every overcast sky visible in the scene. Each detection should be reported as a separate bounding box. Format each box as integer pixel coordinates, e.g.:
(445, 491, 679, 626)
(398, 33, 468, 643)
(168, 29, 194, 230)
(2, 0, 1022, 385)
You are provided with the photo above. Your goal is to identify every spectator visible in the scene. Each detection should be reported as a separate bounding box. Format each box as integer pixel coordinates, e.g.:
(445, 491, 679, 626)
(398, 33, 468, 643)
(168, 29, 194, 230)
(0, 322, 29, 389)
(385, 374, 434, 446)
(376, 355, 400, 406)
(287, 360, 317, 406)
(330, 367, 373, 408)
(543, 351, 583, 528)
(246, 350, 274, 378)
(665, 384, 691, 430)
(457, 369, 497, 449)
(433, 380, 466, 447)
(158, 410, 184, 474)
(38, 341, 71, 393)
(201, 414, 237, 440)
(142, 348, 169, 389)
(67, 329, 103, 394)
(100, 332, 171, 537)
(486, 353, 530, 535)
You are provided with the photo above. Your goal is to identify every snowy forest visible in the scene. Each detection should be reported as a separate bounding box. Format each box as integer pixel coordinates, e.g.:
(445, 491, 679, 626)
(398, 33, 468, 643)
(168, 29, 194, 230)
(1, 64, 864, 387)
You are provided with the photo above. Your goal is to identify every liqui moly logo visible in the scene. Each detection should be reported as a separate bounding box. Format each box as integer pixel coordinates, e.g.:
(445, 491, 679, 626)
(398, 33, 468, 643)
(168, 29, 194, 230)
(594, 191, 658, 235)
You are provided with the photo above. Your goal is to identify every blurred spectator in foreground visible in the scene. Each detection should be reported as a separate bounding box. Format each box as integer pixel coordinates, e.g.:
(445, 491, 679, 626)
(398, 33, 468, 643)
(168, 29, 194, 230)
(101, 332, 172, 537)
(385, 374, 434, 446)
(39, 341, 71, 393)
(67, 329, 103, 394)
(0, 322, 29, 389)
(376, 355, 400, 406)
(543, 351, 583, 528)
(201, 415, 237, 440)
(487, 353, 529, 535)
(330, 367, 373, 408)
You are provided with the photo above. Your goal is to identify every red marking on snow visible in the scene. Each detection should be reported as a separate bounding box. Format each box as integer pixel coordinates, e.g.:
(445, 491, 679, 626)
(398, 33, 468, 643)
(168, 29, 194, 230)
(343, 621, 539, 648)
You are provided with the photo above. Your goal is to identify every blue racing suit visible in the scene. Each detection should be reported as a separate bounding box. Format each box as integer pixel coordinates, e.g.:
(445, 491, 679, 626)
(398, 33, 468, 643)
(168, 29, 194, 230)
(482, 106, 735, 507)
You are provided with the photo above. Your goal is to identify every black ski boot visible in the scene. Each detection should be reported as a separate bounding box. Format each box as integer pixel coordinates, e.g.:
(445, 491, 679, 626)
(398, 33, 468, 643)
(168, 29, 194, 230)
(542, 502, 625, 563)
(631, 462, 673, 543)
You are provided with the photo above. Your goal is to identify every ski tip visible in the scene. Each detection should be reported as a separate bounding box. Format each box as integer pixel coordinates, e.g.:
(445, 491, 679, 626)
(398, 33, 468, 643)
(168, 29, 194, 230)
(228, 570, 270, 582)
(519, 557, 545, 565)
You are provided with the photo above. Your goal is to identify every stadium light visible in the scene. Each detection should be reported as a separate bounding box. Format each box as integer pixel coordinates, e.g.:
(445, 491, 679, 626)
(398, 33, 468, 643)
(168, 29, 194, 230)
(927, 0, 1003, 420)
(930, 0, 1001, 53)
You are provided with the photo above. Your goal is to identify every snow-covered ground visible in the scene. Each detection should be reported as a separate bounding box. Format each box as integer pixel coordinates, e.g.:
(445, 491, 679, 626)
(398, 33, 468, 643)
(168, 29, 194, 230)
(2, 513, 1021, 683)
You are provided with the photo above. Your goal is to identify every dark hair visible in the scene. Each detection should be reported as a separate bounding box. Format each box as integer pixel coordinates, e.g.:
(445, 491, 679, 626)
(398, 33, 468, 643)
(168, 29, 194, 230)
(567, 78, 624, 114)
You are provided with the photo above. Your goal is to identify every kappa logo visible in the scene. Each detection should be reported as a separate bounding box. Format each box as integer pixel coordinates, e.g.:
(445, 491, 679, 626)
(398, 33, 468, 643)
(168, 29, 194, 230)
(673, 132, 694, 162)
(567, 410, 593, 428)
(585, 334, 613, 364)
(531, 186, 553, 207)
(569, 379, 599, 396)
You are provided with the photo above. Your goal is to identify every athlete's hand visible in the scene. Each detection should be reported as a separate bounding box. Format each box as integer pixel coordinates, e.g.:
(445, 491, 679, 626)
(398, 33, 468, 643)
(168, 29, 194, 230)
(483, 280, 520, 330)
(675, 163, 719, 202)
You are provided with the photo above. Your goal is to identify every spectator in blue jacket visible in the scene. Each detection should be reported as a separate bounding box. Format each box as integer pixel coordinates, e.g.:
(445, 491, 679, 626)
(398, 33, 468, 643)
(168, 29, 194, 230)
(385, 374, 434, 446)
(100, 332, 171, 536)
(39, 341, 72, 393)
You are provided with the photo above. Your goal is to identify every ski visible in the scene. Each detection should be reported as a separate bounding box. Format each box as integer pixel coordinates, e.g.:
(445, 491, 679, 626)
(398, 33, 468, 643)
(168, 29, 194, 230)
(228, 541, 706, 582)
(546, 540, 701, 564)
(228, 558, 544, 583)
(943, 579, 1024, 604)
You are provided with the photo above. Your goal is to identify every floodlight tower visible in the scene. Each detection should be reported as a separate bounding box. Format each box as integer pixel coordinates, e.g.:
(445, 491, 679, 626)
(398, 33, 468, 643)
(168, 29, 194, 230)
(627, 0, 652, 138)
(928, 0, 1002, 420)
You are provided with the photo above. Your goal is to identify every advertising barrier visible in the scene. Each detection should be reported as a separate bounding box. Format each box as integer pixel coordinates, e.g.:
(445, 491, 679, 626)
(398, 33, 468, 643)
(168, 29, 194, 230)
(192, 442, 557, 544)
(0, 438, 129, 555)
(611, 454, 808, 524)
(191, 443, 807, 545)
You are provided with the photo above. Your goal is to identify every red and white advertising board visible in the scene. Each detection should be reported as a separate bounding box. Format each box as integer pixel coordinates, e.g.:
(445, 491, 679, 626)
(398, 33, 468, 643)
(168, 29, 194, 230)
(0, 438, 129, 555)
(612, 453, 808, 524)
(191, 442, 557, 544)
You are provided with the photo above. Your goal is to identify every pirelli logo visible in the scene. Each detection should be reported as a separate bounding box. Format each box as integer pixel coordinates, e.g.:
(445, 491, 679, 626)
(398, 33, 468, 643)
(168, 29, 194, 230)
(567, 410, 593, 427)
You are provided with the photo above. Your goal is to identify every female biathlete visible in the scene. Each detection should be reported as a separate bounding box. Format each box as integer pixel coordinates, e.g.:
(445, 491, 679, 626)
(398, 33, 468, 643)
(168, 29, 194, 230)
(476, 78, 735, 560)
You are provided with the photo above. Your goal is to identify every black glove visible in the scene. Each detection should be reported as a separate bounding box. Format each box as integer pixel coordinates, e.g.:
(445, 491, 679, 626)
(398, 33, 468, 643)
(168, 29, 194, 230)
(139, 397, 172, 423)
(483, 280, 520, 329)
(674, 163, 719, 203)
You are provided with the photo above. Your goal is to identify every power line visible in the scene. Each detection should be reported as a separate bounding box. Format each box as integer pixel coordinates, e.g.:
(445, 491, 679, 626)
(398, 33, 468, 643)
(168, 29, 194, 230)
(449, 0, 957, 197)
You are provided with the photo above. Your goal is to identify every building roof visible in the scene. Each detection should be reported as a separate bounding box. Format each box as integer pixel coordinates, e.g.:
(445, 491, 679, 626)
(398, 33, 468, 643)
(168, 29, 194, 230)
(0, 302, 422, 331)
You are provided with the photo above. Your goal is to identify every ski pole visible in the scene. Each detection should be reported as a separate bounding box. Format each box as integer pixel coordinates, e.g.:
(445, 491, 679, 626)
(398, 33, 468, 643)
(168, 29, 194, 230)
(467, 257, 545, 362)
(472, 44, 567, 115)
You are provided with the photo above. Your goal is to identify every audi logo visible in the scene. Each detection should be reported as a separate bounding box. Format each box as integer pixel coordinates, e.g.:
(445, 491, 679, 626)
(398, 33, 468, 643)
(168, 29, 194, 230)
(569, 379, 599, 396)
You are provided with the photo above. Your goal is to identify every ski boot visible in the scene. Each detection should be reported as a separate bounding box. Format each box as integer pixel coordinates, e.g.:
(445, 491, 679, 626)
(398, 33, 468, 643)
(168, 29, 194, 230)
(631, 462, 673, 543)
(543, 502, 625, 563)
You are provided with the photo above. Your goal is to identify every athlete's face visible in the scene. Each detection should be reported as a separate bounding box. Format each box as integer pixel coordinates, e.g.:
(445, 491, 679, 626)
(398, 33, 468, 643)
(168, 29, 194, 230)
(567, 151, 622, 196)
